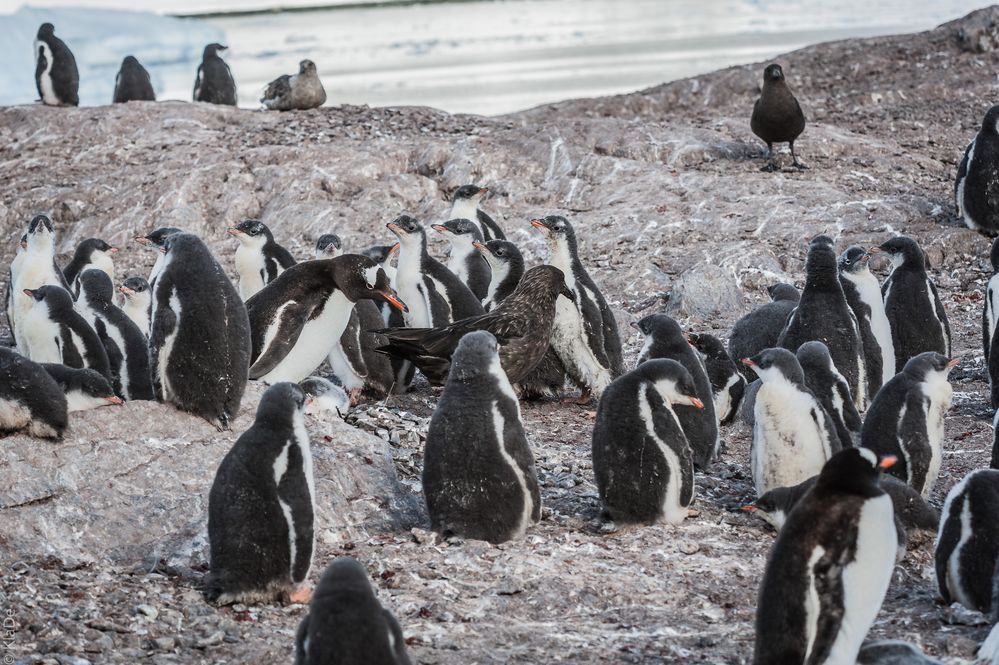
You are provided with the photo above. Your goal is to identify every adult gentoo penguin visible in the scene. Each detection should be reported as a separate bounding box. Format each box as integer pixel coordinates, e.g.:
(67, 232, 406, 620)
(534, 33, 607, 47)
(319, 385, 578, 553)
(314, 234, 341, 258)
(532, 215, 624, 401)
(10, 214, 70, 350)
(956, 105, 999, 235)
(294, 558, 412, 665)
(935, 468, 999, 613)
(112, 55, 155, 103)
(861, 352, 956, 497)
(796, 340, 862, 449)
(778, 235, 867, 409)
(753, 448, 899, 665)
(246, 255, 406, 384)
(62, 237, 117, 290)
(193, 43, 236, 106)
(839, 245, 894, 396)
(118, 276, 151, 336)
(205, 382, 314, 605)
(20, 286, 111, 380)
(475, 239, 523, 311)
(76, 269, 154, 400)
(34, 23, 78, 107)
(433, 218, 491, 301)
(387, 215, 484, 328)
(262, 59, 326, 111)
(41, 363, 122, 411)
(877, 236, 951, 371)
(729, 282, 799, 380)
(150, 233, 250, 430)
(423, 331, 541, 543)
(449, 185, 505, 241)
(984, 236, 999, 363)
(376, 265, 572, 386)
(750, 62, 806, 170)
(633, 314, 719, 469)
(592, 359, 702, 526)
(743, 348, 840, 496)
(229, 219, 297, 301)
(0, 347, 68, 438)
(688, 332, 745, 426)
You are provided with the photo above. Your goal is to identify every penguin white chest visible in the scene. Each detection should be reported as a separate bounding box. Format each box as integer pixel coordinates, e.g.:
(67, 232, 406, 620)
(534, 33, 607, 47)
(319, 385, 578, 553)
(919, 377, 952, 496)
(36, 41, 59, 105)
(715, 371, 742, 421)
(123, 298, 150, 337)
(235, 244, 267, 301)
(752, 381, 831, 495)
(550, 294, 612, 394)
(0, 397, 33, 431)
(259, 291, 354, 384)
(988, 273, 999, 347)
(12, 253, 62, 343)
(21, 302, 61, 363)
(395, 252, 432, 328)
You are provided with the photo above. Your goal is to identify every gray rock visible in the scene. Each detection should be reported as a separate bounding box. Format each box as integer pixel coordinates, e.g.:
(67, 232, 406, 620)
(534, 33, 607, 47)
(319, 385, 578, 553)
(666, 264, 745, 320)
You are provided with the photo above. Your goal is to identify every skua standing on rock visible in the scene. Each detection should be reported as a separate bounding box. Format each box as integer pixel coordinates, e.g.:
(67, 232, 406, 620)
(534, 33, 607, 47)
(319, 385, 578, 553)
(750, 63, 806, 170)
(262, 59, 326, 111)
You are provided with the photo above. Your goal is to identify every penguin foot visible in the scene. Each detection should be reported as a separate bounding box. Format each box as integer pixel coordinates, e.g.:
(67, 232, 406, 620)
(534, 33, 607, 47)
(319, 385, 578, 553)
(563, 389, 593, 406)
(760, 161, 778, 173)
(287, 585, 313, 605)
(793, 161, 809, 171)
(348, 388, 364, 405)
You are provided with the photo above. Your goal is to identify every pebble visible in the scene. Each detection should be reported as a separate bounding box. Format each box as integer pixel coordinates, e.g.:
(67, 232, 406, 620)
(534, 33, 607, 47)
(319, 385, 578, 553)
(152, 637, 176, 651)
(135, 604, 159, 620)
(195, 631, 225, 649)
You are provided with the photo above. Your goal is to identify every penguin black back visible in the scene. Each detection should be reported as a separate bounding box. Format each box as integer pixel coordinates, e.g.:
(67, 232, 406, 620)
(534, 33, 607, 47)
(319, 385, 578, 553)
(688, 331, 745, 426)
(956, 105, 999, 235)
(193, 43, 236, 106)
(35, 23, 79, 106)
(0, 347, 68, 438)
(796, 340, 862, 449)
(728, 282, 799, 379)
(113, 55, 155, 103)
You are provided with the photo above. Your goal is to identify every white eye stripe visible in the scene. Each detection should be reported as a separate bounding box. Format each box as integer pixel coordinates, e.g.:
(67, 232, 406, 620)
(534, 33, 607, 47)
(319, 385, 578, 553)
(363, 266, 380, 288)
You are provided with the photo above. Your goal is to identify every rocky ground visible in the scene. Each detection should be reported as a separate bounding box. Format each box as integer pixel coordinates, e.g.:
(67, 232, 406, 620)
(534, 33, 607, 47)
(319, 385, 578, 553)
(4, 5, 999, 664)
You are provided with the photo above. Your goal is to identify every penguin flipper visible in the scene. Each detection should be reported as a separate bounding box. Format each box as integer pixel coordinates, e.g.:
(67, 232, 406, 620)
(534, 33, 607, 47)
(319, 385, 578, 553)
(337, 309, 368, 378)
(278, 443, 314, 584)
(293, 614, 309, 665)
(927, 281, 952, 355)
(384, 609, 414, 665)
(806, 549, 848, 665)
(576, 288, 611, 369)
(150, 304, 177, 401)
(248, 303, 311, 379)
(900, 393, 932, 493)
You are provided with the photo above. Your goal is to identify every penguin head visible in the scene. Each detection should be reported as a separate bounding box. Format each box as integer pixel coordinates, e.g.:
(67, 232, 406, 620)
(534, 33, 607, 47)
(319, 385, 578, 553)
(75, 237, 117, 263)
(315, 233, 343, 259)
(795, 340, 836, 378)
(686, 332, 727, 360)
(530, 215, 577, 248)
(203, 43, 228, 60)
(742, 348, 805, 385)
(873, 236, 923, 270)
(37, 23, 55, 39)
(631, 314, 685, 349)
(766, 283, 799, 302)
(162, 232, 203, 257)
(299, 375, 349, 418)
(432, 219, 483, 245)
(43, 364, 122, 410)
(637, 359, 703, 409)
(23, 284, 73, 312)
(743, 484, 800, 531)
(517, 265, 574, 302)
(982, 105, 999, 136)
(386, 215, 425, 248)
(228, 220, 271, 245)
(474, 239, 523, 274)
(310, 557, 382, 615)
(256, 382, 307, 426)
(360, 243, 399, 267)
(135, 227, 182, 251)
(763, 63, 784, 83)
(450, 330, 500, 382)
(816, 447, 895, 496)
(299, 59, 318, 75)
(902, 351, 958, 381)
(78, 269, 115, 305)
(26, 214, 54, 247)
(452, 184, 488, 204)
(333, 255, 407, 312)
(122, 55, 141, 68)
(837, 245, 870, 275)
(119, 276, 150, 299)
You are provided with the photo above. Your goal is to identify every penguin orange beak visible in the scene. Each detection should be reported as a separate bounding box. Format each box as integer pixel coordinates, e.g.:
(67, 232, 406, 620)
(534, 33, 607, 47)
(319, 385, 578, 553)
(388, 243, 400, 255)
(530, 219, 547, 230)
(386, 222, 404, 236)
(687, 397, 704, 409)
(472, 241, 487, 252)
(947, 358, 960, 368)
(741, 505, 756, 512)
(629, 321, 641, 331)
(109, 247, 119, 254)
(227, 227, 242, 236)
(479, 187, 489, 195)
(304, 397, 315, 408)
(431, 224, 450, 234)
(878, 456, 897, 470)
(867, 247, 883, 255)
(105, 396, 124, 405)
(22, 289, 34, 298)
(741, 358, 755, 367)
(382, 292, 408, 313)
(134, 236, 151, 246)
(118, 286, 134, 296)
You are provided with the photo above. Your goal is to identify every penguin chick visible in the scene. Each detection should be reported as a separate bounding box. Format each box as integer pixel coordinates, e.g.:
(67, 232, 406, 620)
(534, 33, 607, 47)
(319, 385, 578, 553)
(315, 234, 342, 259)
(62, 237, 117, 290)
(857, 640, 943, 665)
(839, 245, 894, 396)
(113, 55, 155, 103)
(300, 375, 349, 419)
(474, 239, 524, 312)
(795, 340, 862, 449)
(118, 276, 151, 337)
(688, 331, 745, 426)
(193, 43, 236, 105)
(262, 59, 326, 111)
(41, 363, 123, 412)
(984, 236, 999, 364)
(432, 218, 490, 302)
(750, 62, 806, 170)
(228, 219, 297, 301)
(956, 105, 999, 236)
(729, 283, 799, 380)
(35, 23, 79, 107)
(0, 347, 68, 438)
(449, 184, 505, 241)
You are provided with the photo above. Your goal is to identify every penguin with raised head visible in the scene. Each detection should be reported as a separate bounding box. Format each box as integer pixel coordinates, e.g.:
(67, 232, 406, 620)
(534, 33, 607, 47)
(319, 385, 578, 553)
(118, 276, 151, 337)
(878, 236, 950, 371)
(300, 376, 349, 419)
(34, 23, 78, 107)
(113, 55, 155, 103)
(63, 238, 117, 290)
(294, 558, 412, 665)
(262, 59, 326, 111)
(20, 285, 111, 380)
(423, 331, 541, 543)
(751, 62, 805, 170)
(475, 239, 523, 312)
(206, 382, 314, 605)
(247, 255, 406, 384)
(0, 347, 68, 438)
(449, 185, 505, 241)
(10, 215, 70, 350)
(688, 332, 745, 426)
(4, 233, 27, 338)
(796, 340, 862, 449)
(778, 235, 867, 408)
(150, 233, 250, 430)
(532, 215, 623, 401)
(193, 43, 236, 106)
(315, 234, 341, 258)
(985, 237, 999, 364)
(592, 359, 703, 526)
(743, 348, 840, 496)
(839, 245, 894, 397)
(135, 226, 182, 293)
(41, 364, 122, 412)
(229, 219, 297, 301)
(956, 105, 999, 236)
(433, 218, 490, 301)
(76, 269, 154, 401)
(753, 448, 898, 665)
(728, 283, 799, 380)
(633, 314, 719, 469)
(935, 468, 999, 613)
(861, 352, 955, 497)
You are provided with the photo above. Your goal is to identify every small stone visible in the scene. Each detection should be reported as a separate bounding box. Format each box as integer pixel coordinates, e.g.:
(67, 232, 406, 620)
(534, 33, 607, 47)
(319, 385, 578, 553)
(195, 631, 225, 648)
(152, 637, 176, 651)
(55, 656, 91, 665)
(677, 541, 700, 555)
(136, 604, 159, 620)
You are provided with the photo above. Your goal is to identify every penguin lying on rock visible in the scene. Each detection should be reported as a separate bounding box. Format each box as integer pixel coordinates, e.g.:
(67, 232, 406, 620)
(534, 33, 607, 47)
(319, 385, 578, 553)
(41, 363, 122, 412)
(0, 347, 68, 438)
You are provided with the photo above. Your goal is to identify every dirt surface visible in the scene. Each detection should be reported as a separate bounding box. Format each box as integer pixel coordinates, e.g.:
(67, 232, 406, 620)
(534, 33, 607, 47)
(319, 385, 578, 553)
(4, 6, 999, 664)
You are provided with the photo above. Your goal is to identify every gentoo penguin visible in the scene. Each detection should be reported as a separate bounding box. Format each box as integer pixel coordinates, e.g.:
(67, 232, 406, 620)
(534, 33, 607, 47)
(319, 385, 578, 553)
(300, 375, 349, 419)
(532, 215, 623, 401)
(857, 641, 943, 665)
(34, 23, 78, 107)
(118, 276, 151, 337)
(193, 43, 236, 106)
(753, 448, 898, 665)
(62, 237, 117, 290)
(362, 243, 410, 390)
(150, 233, 250, 430)
(956, 105, 999, 235)
(633, 314, 719, 469)
(688, 332, 745, 426)
(839, 245, 894, 397)
(861, 352, 956, 497)
(432, 218, 491, 301)
(796, 340, 862, 449)
(750, 62, 806, 170)
(877, 236, 951, 371)
(984, 236, 999, 363)
(729, 282, 800, 380)
(76, 269, 154, 401)
(294, 558, 412, 665)
(112, 55, 155, 103)
(376, 265, 572, 386)
(20, 285, 111, 380)
(246, 255, 406, 384)
(205, 382, 314, 605)
(4, 233, 27, 338)
(10, 214, 70, 350)
(449, 185, 505, 241)
(229, 219, 297, 301)
(0, 347, 67, 438)
(475, 239, 524, 312)
(743, 348, 840, 496)
(935, 468, 999, 613)
(314, 234, 342, 258)
(135, 226, 182, 295)
(778, 235, 867, 409)
(41, 363, 122, 412)
(423, 331, 541, 543)
(261, 59, 326, 111)
(388, 215, 484, 329)
(592, 359, 702, 526)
